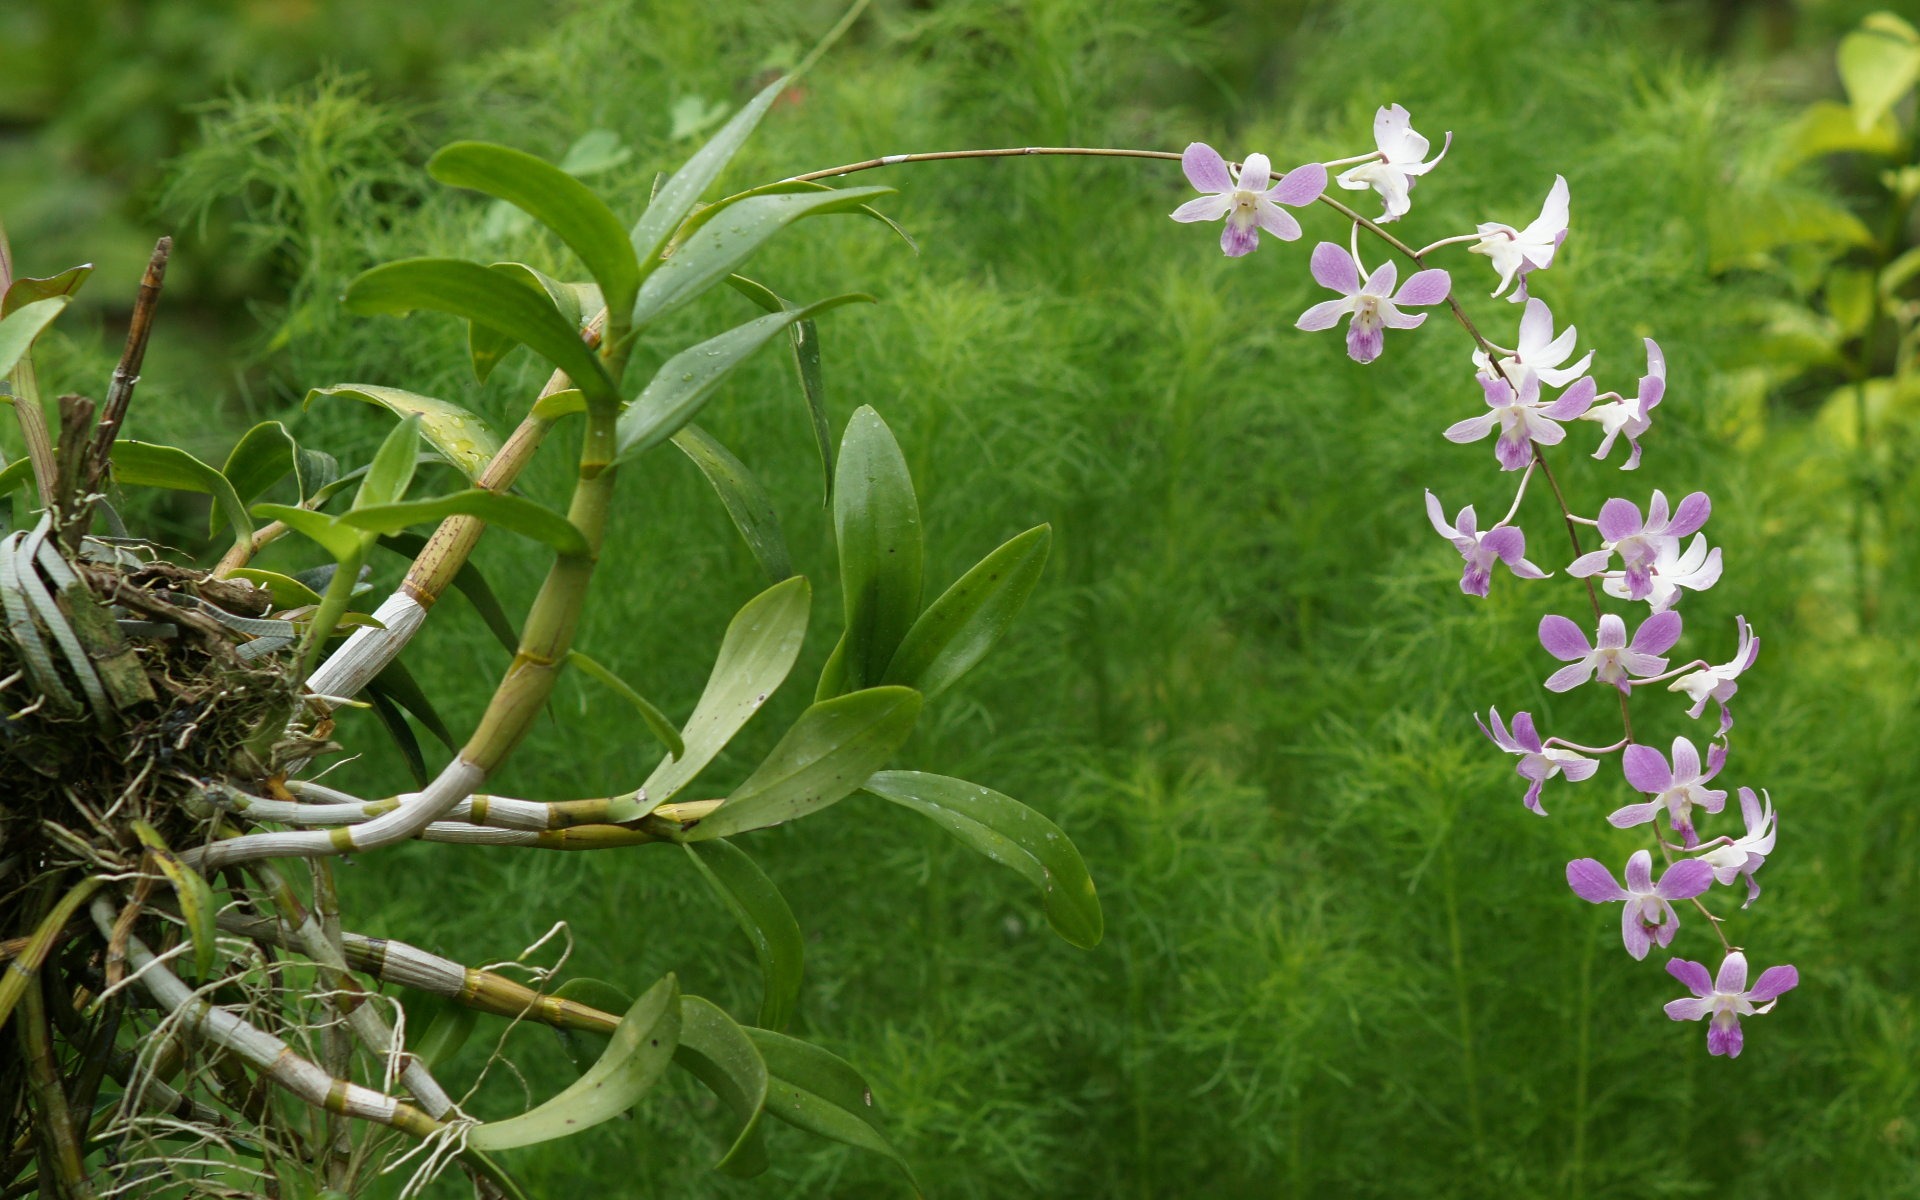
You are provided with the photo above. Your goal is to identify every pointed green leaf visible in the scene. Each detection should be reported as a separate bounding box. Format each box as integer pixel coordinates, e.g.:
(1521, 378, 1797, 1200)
(339, 490, 588, 557)
(113, 440, 253, 542)
(674, 995, 770, 1177)
(549, 978, 633, 1074)
(690, 179, 914, 254)
(861, 771, 1102, 950)
(251, 504, 363, 563)
(683, 840, 802, 1029)
(343, 258, 615, 407)
(631, 79, 786, 270)
(223, 567, 324, 609)
(364, 681, 430, 786)
(129, 819, 219, 977)
(0, 297, 69, 380)
(377, 532, 518, 654)
(407, 993, 478, 1070)
(690, 687, 922, 841)
(470, 262, 590, 384)
(353, 414, 422, 510)
(430, 141, 641, 317)
(468, 974, 681, 1150)
(1839, 13, 1920, 132)
(568, 649, 684, 760)
(748, 1028, 918, 1190)
(613, 576, 811, 821)
(883, 524, 1050, 699)
(531, 387, 587, 422)
(616, 295, 872, 463)
(220, 421, 300, 536)
(372, 658, 457, 751)
(672, 423, 792, 582)
(306, 385, 503, 481)
(629, 188, 893, 330)
(828, 406, 921, 696)
(2, 265, 91, 319)
(726, 275, 833, 503)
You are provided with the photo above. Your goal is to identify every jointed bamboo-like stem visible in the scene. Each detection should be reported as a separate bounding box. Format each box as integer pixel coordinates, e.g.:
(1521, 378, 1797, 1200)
(86, 897, 444, 1141)
(16, 972, 98, 1200)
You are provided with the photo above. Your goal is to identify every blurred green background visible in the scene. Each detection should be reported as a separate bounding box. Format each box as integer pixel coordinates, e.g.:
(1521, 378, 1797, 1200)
(7, 0, 1920, 1195)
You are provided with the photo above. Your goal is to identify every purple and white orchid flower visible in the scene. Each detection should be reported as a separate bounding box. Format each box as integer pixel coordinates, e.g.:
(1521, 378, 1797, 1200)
(1443, 369, 1597, 471)
(1602, 532, 1722, 613)
(1474, 707, 1598, 815)
(1565, 849, 1714, 960)
(1170, 143, 1328, 258)
(1664, 951, 1798, 1058)
(1694, 786, 1776, 908)
(1334, 103, 1450, 223)
(1424, 492, 1548, 596)
(1668, 615, 1759, 733)
(1538, 610, 1681, 694)
(1566, 489, 1713, 604)
(1471, 298, 1595, 390)
(1609, 735, 1728, 847)
(1470, 175, 1569, 303)
(1583, 338, 1666, 470)
(1295, 239, 1451, 363)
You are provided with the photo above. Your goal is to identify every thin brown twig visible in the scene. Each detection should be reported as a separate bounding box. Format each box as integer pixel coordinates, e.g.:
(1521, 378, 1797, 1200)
(86, 237, 171, 494)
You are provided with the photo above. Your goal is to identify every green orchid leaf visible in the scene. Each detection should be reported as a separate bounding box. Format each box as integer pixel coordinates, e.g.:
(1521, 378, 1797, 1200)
(343, 258, 616, 407)
(748, 1028, 919, 1191)
(683, 840, 803, 1030)
(630, 79, 785, 271)
(672, 423, 792, 583)
(251, 504, 363, 562)
(611, 576, 810, 822)
(408, 994, 478, 1070)
(2, 264, 91, 319)
(128, 819, 219, 978)
(430, 141, 642, 317)
(567, 649, 684, 760)
(824, 406, 921, 698)
(372, 658, 457, 751)
(674, 995, 770, 1177)
(469, 262, 590, 384)
(629, 188, 893, 330)
(220, 421, 301, 535)
(689, 179, 914, 253)
(531, 387, 587, 422)
(306, 384, 503, 481)
(352, 413, 422, 512)
(616, 294, 872, 463)
(340, 490, 587, 557)
(726, 274, 834, 503)
(377, 532, 519, 654)
(1839, 12, 1920, 133)
(364, 680, 430, 786)
(883, 524, 1050, 699)
(0, 297, 70, 380)
(689, 686, 922, 841)
(468, 974, 680, 1151)
(549, 978, 633, 1074)
(114, 440, 253, 542)
(861, 771, 1102, 950)
(223, 568, 324, 609)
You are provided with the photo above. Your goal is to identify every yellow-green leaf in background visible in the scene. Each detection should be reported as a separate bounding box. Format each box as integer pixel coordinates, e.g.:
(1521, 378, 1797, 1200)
(1839, 12, 1920, 133)
(306, 384, 502, 482)
(129, 819, 219, 977)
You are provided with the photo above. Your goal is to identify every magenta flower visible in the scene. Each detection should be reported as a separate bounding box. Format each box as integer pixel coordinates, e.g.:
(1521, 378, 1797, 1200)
(1538, 610, 1681, 694)
(1668, 615, 1759, 733)
(1334, 103, 1450, 223)
(1472, 298, 1594, 390)
(1470, 176, 1570, 303)
(1664, 951, 1798, 1058)
(1609, 735, 1728, 847)
(1170, 143, 1328, 258)
(1694, 786, 1776, 908)
(1295, 241, 1451, 363)
(1424, 491, 1548, 596)
(1474, 707, 1598, 815)
(1565, 849, 1714, 960)
(1583, 338, 1666, 470)
(1566, 490, 1714, 605)
(1443, 370, 1597, 471)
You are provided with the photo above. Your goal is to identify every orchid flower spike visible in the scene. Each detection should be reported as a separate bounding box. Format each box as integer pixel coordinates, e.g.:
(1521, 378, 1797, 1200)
(1471, 176, 1570, 302)
(1171, 143, 1328, 258)
(1424, 492, 1547, 596)
(1668, 615, 1759, 734)
(1695, 786, 1777, 908)
(1474, 707, 1598, 815)
(1584, 338, 1667, 470)
(1566, 849, 1714, 960)
(1443, 369, 1597, 471)
(1610, 735, 1728, 848)
(1566, 490, 1718, 608)
(1295, 234, 1451, 363)
(1664, 951, 1798, 1058)
(1335, 103, 1450, 223)
(1472, 298, 1594, 390)
(1538, 610, 1681, 694)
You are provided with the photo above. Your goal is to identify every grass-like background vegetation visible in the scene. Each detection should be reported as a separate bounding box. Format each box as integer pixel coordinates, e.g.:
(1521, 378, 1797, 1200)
(8, 0, 1919, 1195)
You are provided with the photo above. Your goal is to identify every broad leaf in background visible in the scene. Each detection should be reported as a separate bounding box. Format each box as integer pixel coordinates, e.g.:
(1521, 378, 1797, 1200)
(861, 771, 1103, 950)
(467, 262, 589, 383)
(1838, 12, 1920, 132)
(726, 274, 834, 503)
(468, 974, 681, 1151)
(682, 839, 803, 1029)
(548, 977, 633, 1074)
(630, 79, 785, 270)
(747, 1028, 919, 1192)
(611, 575, 810, 821)
(1, 265, 91, 318)
(883, 524, 1050, 699)
(0, 297, 69, 380)
(112, 440, 253, 542)
(689, 686, 922, 840)
(220, 421, 301, 525)
(567, 649, 684, 760)
(407, 994, 478, 1071)
(340, 490, 587, 557)
(224, 568, 323, 609)
(370, 658, 457, 751)
(823, 405, 922, 697)
(305, 384, 503, 481)
(673, 996, 770, 1177)
(672, 423, 793, 582)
